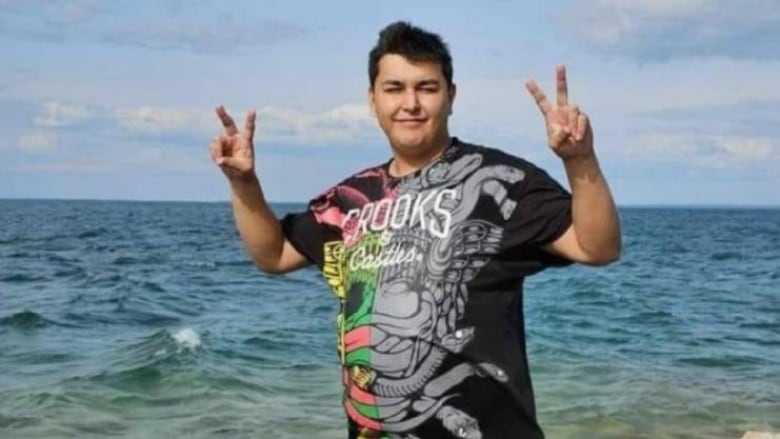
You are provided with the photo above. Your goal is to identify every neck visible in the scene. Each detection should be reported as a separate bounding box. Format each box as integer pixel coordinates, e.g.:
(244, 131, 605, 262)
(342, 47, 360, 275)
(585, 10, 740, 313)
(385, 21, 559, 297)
(389, 135, 451, 177)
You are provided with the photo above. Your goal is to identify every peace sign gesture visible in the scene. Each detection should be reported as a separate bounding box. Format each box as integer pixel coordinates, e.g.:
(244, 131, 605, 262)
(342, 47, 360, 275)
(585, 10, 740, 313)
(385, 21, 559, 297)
(525, 65, 594, 161)
(209, 105, 257, 181)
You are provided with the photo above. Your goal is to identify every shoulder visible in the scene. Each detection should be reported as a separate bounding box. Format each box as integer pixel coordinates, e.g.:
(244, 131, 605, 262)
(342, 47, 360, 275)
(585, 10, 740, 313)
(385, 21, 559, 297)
(309, 160, 389, 213)
(340, 161, 390, 187)
(453, 138, 546, 177)
(451, 139, 568, 203)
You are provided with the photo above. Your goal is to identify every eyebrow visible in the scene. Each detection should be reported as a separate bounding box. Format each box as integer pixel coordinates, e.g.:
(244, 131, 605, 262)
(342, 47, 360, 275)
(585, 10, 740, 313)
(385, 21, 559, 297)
(380, 79, 442, 87)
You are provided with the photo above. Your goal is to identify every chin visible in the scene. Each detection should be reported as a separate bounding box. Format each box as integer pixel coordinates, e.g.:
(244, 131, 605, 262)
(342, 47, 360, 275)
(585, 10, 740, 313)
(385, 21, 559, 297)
(392, 133, 429, 151)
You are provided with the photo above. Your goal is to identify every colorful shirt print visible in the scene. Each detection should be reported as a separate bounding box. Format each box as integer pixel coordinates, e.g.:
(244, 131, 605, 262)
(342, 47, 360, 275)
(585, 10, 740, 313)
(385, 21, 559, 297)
(281, 138, 573, 439)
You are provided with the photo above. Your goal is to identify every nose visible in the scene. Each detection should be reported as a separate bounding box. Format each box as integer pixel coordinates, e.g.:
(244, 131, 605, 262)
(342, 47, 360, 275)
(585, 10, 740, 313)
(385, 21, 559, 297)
(401, 89, 421, 112)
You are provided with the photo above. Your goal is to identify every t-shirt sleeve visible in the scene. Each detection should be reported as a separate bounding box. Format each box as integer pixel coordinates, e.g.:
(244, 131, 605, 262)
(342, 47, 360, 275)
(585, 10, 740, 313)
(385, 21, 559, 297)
(279, 190, 341, 269)
(500, 164, 574, 275)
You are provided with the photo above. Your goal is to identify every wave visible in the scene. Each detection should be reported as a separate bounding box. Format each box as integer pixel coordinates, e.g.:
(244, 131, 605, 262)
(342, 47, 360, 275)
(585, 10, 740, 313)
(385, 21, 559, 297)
(77, 228, 108, 239)
(0, 310, 60, 329)
(0, 412, 41, 430)
(64, 309, 180, 327)
(676, 354, 768, 368)
(0, 273, 47, 283)
(0, 236, 25, 245)
(6, 251, 31, 259)
(184, 261, 217, 269)
(84, 328, 204, 387)
(53, 267, 88, 280)
(120, 327, 202, 359)
(113, 299, 179, 325)
(112, 256, 141, 266)
(709, 251, 743, 261)
(172, 328, 201, 350)
(140, 281, 166, 293)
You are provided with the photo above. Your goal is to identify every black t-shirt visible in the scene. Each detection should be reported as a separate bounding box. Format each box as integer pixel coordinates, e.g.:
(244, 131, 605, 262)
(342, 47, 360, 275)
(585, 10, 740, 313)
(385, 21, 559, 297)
(281, 138, 573, 439)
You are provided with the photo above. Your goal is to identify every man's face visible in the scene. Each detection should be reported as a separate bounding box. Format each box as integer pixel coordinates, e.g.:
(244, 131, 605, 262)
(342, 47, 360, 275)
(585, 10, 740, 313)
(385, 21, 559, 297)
(369, 54, 455, 156)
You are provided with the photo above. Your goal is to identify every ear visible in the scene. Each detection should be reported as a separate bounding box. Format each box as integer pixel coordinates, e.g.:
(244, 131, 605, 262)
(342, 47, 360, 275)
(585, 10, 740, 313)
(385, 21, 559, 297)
(368, 86, 377, 117)
(448, 82, 457, 115)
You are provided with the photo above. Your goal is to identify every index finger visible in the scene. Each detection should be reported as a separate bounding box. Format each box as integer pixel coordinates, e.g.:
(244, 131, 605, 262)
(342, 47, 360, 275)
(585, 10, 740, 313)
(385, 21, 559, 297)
(215, 105, 238, 136)
(525, 80, 552, 115)
(556, 65, 568, 107)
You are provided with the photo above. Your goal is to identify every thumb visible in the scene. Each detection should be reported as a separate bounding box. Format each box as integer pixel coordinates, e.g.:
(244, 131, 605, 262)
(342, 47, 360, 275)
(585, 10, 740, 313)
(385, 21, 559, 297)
(216, 156, 248, 171)
(550, 127, 568, 147)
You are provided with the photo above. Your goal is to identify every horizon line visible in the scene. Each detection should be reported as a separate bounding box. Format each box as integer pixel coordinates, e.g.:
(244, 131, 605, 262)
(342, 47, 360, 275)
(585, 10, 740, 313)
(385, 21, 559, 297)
(1, 197, 779, 209)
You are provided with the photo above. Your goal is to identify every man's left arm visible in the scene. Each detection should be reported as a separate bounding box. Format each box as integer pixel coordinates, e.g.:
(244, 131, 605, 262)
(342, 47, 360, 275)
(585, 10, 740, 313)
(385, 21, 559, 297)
(544, 155, 621, 266)
(525, 65, 621, 266)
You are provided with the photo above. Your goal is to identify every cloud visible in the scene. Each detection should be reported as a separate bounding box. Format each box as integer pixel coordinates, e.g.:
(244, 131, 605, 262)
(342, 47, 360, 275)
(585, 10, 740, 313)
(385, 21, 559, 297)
(62, 0, 100, 22)
(111, 102, 377, 145)
(622, 134, 780, 176)
(0, 2, 306, 53)
(606, 97, 780, 171)
(34, 101, 90, 127)
(15, 160, 116, 173)
(17, 131, 57, 152)
(714, 136, 776, 161)
(258, 103, 377, 145)
(9, 141, 210, 174)
(114, 106, 210, 134)
(4, 99, 377, 173)
(8, 95, 378, 150)
(127, 145, 211, 172)
(101, 19, 307, 53)
(591, 0, 712, 18)
(632, 98, 780, 137)
(629, 133, 780, 168)
(0, 0, 103, 43)
(570, 0, 780, 60)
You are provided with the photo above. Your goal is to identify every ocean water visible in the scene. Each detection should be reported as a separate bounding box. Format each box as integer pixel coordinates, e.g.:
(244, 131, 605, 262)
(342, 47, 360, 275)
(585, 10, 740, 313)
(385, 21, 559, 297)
(0, 199, 778, 439)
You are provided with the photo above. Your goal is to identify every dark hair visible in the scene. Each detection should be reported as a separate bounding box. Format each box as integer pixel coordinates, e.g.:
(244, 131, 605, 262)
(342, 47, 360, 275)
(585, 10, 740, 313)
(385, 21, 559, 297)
(368, 21, 453, 89)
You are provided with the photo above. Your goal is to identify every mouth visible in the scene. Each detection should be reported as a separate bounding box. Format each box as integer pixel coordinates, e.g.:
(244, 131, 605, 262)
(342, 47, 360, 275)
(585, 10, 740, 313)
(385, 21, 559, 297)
(394, 119, 427, 127)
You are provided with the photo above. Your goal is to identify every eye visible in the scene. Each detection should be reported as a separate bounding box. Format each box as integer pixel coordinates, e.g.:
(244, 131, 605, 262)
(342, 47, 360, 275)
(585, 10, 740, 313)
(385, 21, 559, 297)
(384, 87, 402, 93)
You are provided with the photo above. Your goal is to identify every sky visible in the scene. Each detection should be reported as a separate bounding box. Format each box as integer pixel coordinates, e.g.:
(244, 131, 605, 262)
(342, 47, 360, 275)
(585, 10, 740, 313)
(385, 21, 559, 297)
(1, 0, 779, 205)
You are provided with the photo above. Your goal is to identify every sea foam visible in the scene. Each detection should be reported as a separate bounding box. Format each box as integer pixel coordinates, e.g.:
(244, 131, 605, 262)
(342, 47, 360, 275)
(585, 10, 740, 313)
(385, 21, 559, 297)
(172, 328, 201, 351)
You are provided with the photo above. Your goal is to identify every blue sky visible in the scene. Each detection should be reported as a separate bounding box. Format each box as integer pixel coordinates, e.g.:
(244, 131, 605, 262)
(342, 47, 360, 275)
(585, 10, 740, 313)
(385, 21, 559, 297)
(1, 0, 779, 205)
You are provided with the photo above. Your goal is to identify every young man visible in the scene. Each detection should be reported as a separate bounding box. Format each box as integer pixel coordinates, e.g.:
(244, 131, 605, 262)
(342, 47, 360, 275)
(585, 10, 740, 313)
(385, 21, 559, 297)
(210, 21, 620, 439)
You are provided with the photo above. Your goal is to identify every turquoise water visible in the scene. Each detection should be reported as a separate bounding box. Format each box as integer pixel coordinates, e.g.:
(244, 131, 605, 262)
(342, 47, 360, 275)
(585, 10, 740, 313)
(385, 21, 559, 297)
(1, 200, 778, 438)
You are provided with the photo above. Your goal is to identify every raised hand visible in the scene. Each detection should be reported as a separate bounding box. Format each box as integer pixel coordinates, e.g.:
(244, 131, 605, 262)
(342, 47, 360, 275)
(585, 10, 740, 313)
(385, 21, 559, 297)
(210, 105, 257, 181)
(525, 65, 594, 161)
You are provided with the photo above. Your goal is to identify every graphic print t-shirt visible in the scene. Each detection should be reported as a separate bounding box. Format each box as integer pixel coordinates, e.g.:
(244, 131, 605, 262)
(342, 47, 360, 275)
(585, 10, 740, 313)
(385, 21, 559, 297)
(281, 138, 572, 439)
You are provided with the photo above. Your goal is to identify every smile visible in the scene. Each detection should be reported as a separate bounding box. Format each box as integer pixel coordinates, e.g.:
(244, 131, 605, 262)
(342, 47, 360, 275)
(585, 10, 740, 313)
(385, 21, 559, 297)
(395, 119, 427, 125)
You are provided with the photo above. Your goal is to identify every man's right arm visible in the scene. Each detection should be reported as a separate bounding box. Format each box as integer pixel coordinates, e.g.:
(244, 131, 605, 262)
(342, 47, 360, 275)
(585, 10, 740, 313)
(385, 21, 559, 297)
(229, 175, 309, 275)
(209, 105, 308, 275)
